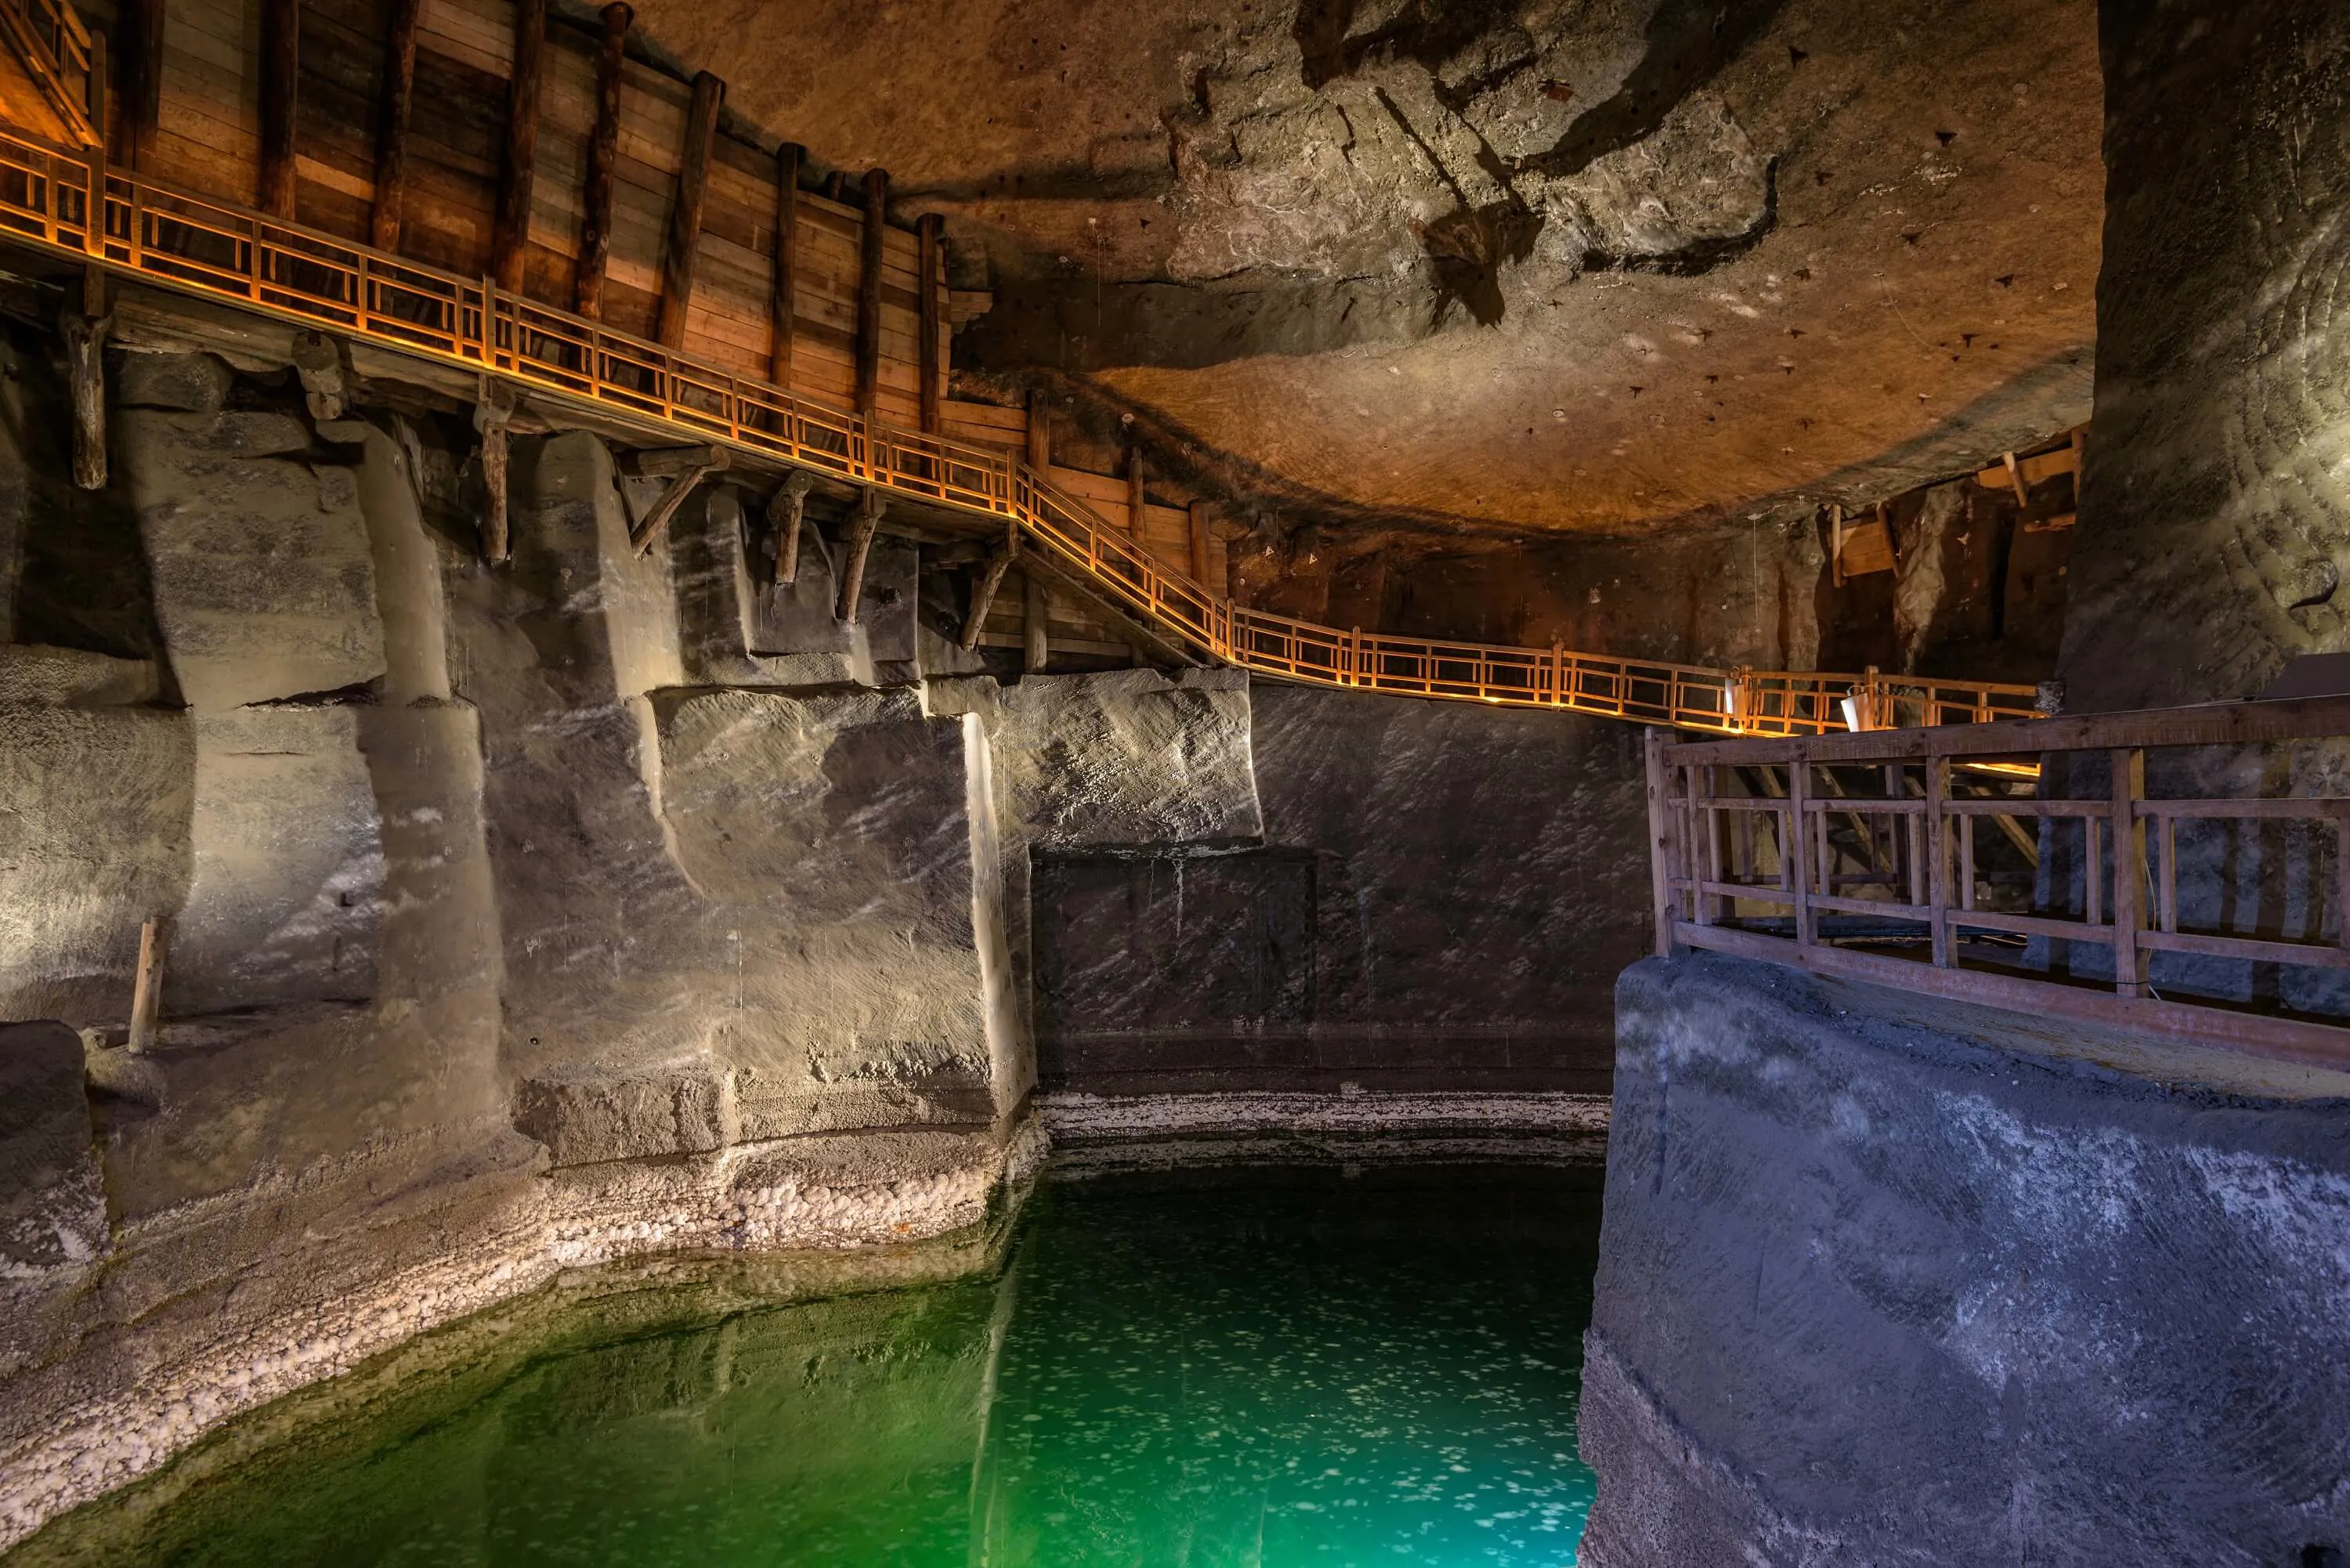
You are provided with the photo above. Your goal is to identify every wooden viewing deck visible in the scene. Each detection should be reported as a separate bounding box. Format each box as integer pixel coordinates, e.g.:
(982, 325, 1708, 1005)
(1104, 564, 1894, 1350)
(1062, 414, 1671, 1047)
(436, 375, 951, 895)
(1649, 698, 2350, 1063)
(0, 0, 2044, 735)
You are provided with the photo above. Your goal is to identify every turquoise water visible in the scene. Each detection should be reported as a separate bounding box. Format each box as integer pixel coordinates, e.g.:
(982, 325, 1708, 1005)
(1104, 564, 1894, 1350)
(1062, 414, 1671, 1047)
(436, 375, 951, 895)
(20, 1167, 1603, 1566)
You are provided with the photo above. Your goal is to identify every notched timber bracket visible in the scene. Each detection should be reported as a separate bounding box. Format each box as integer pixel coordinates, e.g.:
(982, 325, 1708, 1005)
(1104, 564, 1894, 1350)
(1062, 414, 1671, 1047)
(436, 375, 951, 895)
(960, 522, 1019, 651)
(837, 487, 885, 623)
(473, 375, 518, 565)
(60, 286, 110, 491)
(764, 468, 815, 587)
(291, 329, 349, 421)
(624, 443, 728, 555)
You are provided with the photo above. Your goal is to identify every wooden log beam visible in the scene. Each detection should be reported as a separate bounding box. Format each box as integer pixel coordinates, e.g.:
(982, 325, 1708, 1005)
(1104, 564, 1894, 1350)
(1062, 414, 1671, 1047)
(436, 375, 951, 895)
(916, 212, 943, 434)
(655, 70, 723, 349)
(572, 0, 631, 317)
(118, 0, 165, 171)
(855, 167, 888, 416)
(624, 443, 727, 478)
(290, 330, 345, 421)
(960, 529, 1018, 650)
(1126, 445, 1145, 538)
(837, 488, 884, 621)
(767, 469, 813, 584)
(259, 0, 299, 219)
(368, 0, 424, 249)
(768, 142, 801, 383)
(490, 0, 547, 292)
(474, 377, 516, 563)
(127, 915, 172, 1052)
(61, 295, 110, 490)
(1025, 387, 1050, 471)
(1024, 571, 1048, 673)
(1188, 499, 1212, 583)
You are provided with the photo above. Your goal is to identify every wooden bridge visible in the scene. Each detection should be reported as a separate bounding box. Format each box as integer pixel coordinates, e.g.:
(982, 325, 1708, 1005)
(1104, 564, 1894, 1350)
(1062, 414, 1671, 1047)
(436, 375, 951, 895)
(0, 0, 2044, 736)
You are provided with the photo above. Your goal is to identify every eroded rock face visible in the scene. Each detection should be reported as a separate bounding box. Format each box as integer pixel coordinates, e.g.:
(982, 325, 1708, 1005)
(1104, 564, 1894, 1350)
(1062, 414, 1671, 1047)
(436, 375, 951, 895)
(2061, 1, 2350, 710)
(0, 1022, 107, 1281)
(1585, 953, 2350, 1566)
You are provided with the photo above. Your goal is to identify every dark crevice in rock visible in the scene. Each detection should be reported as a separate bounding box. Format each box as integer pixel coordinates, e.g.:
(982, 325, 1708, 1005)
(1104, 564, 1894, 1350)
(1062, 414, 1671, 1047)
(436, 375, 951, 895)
(1371, 84, 1542, 328)
(1579, 160, 1779, 277)
(1294, 0, 1527, 95)
(1520, 0, 1791, 180)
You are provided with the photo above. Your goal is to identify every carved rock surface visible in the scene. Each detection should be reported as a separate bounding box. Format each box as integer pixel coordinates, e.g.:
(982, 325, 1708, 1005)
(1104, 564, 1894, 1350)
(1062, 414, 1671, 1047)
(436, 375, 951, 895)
(0, 1021, 107, 1278)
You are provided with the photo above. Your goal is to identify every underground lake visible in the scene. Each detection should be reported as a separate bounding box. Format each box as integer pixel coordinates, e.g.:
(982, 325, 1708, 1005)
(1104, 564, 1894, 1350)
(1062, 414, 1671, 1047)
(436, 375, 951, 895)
(7, 1165, 1606, 1566)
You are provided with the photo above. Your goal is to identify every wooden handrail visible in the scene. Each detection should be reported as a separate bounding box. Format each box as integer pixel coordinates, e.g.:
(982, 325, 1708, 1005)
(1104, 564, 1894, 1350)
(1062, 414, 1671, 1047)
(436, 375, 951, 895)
(1649, 699, 2350, 1064)
(0, 118, 2043, 735)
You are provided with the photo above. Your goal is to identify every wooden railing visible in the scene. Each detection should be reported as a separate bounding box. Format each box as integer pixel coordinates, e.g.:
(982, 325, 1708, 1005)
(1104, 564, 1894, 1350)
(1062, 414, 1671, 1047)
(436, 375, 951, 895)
(0, 116, 2043, 735)
(1648, 697, 2350, 1064)
(0, 0, 96, 148)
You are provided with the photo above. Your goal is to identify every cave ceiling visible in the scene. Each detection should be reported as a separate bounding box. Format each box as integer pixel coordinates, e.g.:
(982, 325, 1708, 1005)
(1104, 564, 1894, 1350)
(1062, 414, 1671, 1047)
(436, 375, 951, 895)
(630, 0, 2102, 538)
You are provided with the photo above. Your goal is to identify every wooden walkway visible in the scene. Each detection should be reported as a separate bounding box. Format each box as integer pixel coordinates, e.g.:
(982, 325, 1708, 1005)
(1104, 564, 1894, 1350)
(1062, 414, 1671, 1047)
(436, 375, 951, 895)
(1649, 699, 2350, 1061)
(0, 100, 2041, 734)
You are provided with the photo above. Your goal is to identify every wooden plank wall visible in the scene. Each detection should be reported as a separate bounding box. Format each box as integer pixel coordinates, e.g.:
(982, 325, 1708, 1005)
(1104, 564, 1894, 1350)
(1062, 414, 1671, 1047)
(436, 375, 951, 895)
(76, 0, 1227, 592)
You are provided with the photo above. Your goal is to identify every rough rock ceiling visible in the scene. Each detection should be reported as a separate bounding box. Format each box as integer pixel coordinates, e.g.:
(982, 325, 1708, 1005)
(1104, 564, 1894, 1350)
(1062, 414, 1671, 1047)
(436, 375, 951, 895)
(632, 0, 2102, 537)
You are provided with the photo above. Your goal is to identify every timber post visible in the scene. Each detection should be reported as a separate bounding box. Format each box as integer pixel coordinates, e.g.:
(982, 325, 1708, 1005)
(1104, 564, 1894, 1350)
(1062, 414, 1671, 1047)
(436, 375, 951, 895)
(120, 0, 164, 171)
(655, 70, 723, 348)
(767, 470, 814, 586)
(916, 212, 943, 434)
(837, 487, 884, 622)
(60, 294, 109, 490)
(126, 915, 171, 1052)
(258, 0, 298, 218)
(369, 0, 424, 249)
(491, 0, 547, 292)
(1188, 499, 1211, 584)
(960, 525, 1018, 650)
(1125, 445, 1144, 539)
(573, 0, 631, 317)
(473, 376, 517, 564)
(768, 142, 801, 382)
(854, 167, 888, 416)
(1023, 572, 1048, 672)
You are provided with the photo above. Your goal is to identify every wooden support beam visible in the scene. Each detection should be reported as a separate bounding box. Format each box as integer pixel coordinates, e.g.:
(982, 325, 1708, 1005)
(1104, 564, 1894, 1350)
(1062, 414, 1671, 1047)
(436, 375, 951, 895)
(127, 915, 171, 1052)
(624, 443, 725, 478)
(61, 296, 109, 490)
(1125, 446, 1145, 538)
(490, 0, 547, 292)
(628, 449, 727, 556)
(768, 142, 801, 383)
(1025, 387, 1050, 471)
(1188, 499, 1212, 583)
(766, 469, 813, 584)
(259, 0, 299, 219)
(572, 0, 630, 317)
(474, 376, 516, 564)
(2001, 450, 2030, 511)
(960, 529, 1018, 650)
(916, 212, 943, 433)
(119, 0, 165, 171)
(1024, 571, 1048, 673)
(655, 70, 723, 349)
(837, 489, 884, 621)
(290, 330, 345, 421)
(2110, 746, 2148, 997)
(855, 167, 888, 416)
(368, 0, 424, 249)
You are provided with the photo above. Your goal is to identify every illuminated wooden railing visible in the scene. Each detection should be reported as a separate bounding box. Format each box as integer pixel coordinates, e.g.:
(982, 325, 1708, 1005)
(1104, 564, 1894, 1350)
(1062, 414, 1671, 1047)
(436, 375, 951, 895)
(0, 0, 96, 147)
(1649, 698, 2350, 1063)
(0, 119, 2042, 735)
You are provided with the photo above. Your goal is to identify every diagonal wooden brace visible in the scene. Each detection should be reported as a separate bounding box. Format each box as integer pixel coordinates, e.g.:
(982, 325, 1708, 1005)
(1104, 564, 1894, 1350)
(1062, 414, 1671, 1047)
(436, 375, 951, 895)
(837, 488, 885, 623)
(960, 523, 1020, 651)
(626, 445, 728, 556)
(766, 469, 815, 585)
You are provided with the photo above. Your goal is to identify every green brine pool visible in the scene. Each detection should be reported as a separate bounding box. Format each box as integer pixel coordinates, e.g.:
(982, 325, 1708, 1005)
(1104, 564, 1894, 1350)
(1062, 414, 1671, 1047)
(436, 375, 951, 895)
(14, 1166, 1603, 1566)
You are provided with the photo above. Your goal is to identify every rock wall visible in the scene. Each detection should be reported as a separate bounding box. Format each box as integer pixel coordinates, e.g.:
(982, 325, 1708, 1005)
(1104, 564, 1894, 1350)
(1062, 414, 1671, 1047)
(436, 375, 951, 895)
(1581, 952, 2350, 1566)
(1025, 682, 1649, 1093)
(2063, 0, 2350, 712)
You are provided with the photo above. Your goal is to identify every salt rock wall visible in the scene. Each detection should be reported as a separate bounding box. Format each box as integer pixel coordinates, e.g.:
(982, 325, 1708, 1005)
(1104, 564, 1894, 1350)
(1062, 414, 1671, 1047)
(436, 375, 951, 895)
(1025, 683, 1648, 1093)
(2063, 0, 2350, 711)
(1581, 952, 2350, 1566)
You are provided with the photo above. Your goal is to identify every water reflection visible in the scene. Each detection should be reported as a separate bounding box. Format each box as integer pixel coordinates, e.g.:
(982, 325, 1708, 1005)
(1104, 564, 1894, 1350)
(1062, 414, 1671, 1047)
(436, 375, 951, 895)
(14, 1166, 1602, 1567)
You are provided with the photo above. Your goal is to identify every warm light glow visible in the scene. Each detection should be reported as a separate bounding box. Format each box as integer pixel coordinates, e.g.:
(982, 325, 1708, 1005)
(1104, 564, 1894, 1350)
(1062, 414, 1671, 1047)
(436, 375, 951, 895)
(1958, 760, 2042, 779)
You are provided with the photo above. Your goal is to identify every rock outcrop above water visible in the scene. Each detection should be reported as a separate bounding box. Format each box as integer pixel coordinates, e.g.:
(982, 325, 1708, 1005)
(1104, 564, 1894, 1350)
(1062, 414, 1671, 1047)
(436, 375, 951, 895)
(1582, 953, 2350, 1565)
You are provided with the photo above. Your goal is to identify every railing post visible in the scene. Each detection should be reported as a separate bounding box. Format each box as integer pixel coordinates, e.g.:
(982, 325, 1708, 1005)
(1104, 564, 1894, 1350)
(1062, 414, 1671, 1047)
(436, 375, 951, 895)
(2110, 746, 2148, 996)
(1645, 728, 1678, 957)
(1697, 764, 1723, 927)
(1925, 752, 1951, 966)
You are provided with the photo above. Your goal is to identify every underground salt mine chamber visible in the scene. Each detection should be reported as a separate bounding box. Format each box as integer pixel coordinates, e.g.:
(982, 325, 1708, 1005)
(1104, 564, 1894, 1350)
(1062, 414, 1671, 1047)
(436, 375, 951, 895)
(2, 0, 2349, 1562)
